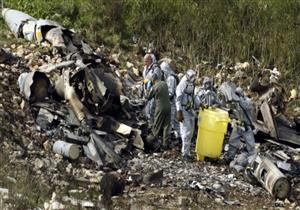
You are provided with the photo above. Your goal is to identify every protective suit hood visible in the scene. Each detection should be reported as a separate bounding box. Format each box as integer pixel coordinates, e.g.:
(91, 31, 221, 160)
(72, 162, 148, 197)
(160, 61, 176, 78)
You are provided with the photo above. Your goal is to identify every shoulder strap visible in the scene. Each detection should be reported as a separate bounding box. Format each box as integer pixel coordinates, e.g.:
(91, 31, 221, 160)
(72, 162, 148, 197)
(239, 100, 253, 127)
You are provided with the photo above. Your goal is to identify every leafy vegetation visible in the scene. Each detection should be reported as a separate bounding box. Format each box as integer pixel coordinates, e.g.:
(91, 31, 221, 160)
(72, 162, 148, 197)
(1, 0, 300, 84)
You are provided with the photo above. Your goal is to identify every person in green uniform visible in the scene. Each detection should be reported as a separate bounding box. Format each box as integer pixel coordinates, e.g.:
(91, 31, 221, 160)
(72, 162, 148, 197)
(146, 73, 171, 149)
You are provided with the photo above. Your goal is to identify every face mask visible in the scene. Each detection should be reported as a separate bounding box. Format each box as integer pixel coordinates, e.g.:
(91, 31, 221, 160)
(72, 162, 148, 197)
(185, 82, 194, 94)
(204, 82, 212, 90)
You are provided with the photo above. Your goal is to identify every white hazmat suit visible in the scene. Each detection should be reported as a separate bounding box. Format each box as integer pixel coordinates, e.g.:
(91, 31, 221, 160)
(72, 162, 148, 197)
(143, 54, 162, 125)
(176, 69, 196, 157)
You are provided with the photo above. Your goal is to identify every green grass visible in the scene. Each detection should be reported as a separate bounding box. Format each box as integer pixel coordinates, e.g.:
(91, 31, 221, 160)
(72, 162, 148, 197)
(1, 0, 299, 85)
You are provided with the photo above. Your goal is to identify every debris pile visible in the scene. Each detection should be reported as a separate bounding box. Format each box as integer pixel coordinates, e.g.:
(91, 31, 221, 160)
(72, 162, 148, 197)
(1, 7, 300, 210)
(1, 8, 149, 170)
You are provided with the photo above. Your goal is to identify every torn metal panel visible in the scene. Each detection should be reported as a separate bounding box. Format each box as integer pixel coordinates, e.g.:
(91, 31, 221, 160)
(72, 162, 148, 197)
(84, 140, 103, 167)
(273, 150, 290, 161)
(86, 69, 107, 97)
(91, 132, 121, 168)
(93, 129, 107, 136)
(260, 101, 278, 138)
(36, 108, 56, 130)
(276, 161, 291, 172)
(67, 85, 85, 122)
(81, 40, 93, 55)
(44, 27, 66, 48)
(63, 130, 89, 145)
(277, 125, 300, 146)
(114, 140, 128, 154)
(64, 107, 81, 126)
(252, 121, 269, 134)
(264, 139, 300, 153)
(115, 123, 132, 136)
(132, 129, 144, 150)
(60, 70, 86, 122)
(31, 101, 67, 118)
(86, 67, 122, 97)
(18, 71, 50, 103)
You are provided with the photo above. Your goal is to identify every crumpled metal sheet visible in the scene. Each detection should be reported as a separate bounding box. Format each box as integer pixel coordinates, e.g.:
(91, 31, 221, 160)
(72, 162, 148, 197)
(18, 71, 50, 102)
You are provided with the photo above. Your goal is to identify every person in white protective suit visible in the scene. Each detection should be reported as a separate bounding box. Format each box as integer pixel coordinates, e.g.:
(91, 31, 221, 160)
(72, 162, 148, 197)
(176, 69, 197, 161)
(225, 87, 256, 162)
(195, 77, 221, 109)
(160, 61, 180, 136)
(143, 54, 162, 126)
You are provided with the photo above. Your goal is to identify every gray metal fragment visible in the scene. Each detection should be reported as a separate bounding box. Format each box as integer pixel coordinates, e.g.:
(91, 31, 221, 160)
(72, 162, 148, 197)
(38, 60, 75, 73)
(83, 140, 103, 167)
(36, 108, 55, 130)
(248, 155, 291, 199)
(132, 129, 144, 150)
(276, 161, 291, 171)
(18, 71, 50, 103)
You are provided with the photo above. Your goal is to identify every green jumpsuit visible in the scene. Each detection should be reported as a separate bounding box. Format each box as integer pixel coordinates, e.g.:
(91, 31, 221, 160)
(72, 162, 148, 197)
(148, 81, 171, 147)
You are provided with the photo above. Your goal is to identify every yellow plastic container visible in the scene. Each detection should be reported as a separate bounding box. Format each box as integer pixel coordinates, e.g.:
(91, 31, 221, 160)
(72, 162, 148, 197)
(195, 108, 230, 161)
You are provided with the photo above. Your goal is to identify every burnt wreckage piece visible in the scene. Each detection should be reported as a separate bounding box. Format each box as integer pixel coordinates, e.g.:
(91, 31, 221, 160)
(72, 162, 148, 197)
(11, 8, 145, 168)
(2, 8, 88, 52)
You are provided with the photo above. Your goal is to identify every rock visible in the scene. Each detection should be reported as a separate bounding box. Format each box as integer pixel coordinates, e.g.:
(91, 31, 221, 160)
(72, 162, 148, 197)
(66, 163, 72, 173)
(0, 187, 9, 195)
(215, 198, 223, 203)
(212, 182, 225, 193)
(62, 196, 94, 208)
(133, 67, 140, 77)
(43, 140, 52, 152)
(275, 199, 284, 207)
(34, 158, 44, 169)
(29, 44, 36, 49)
(126, 61, 134, 68)
(99, 172, 125, 210)
(284, 199, 290, 204)
(44, 202, 50, 210)
(100, 172, 125, 197)
(6, 176, 17, 183)
(44, 192, 65, 210)
(143, 170, 163, 185)
(50, 201, 65, 210)
(16, 46, 25, 57)
(111, 53, 120, 64)
(178, 196, 189, 206)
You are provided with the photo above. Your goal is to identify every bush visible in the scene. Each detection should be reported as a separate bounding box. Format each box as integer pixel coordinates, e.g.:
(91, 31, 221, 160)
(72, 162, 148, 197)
(1, 0, 300, 84)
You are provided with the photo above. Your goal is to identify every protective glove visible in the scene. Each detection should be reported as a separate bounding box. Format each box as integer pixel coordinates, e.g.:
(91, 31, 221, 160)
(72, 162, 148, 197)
(146, 81, 153, 90)
(176, 110, 184, 122)
(141, 98, 147, 106)
(212, 104, 220, 109)
(200, 103, 208, 110)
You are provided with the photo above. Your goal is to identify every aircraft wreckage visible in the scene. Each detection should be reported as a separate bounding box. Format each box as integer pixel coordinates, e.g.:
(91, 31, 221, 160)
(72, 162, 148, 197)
(2, 7, 300, 202)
